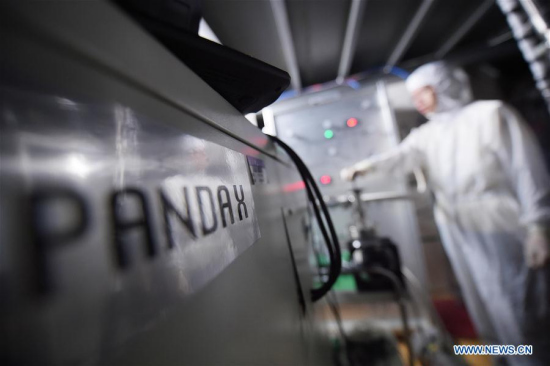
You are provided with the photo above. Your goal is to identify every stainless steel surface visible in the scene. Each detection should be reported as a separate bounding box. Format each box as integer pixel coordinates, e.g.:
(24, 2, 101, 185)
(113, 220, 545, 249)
(1, 90, 261, 293)
(0, 2, 331, 365)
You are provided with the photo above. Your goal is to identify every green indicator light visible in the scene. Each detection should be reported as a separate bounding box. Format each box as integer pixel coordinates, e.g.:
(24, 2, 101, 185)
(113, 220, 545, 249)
(324, 129, 334, 139)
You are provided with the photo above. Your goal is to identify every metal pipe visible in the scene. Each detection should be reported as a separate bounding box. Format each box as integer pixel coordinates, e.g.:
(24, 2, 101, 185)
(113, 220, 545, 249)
(435, 0, 494, 58)
(270, 0, 302, 92)
(497, 0, 550, 114)
(324, 191, 419, 208)
(336, 0, 367, 83)
(519, 0, 550, 44)
(385, 0, 435, 69)
(487, 30, 514, 47)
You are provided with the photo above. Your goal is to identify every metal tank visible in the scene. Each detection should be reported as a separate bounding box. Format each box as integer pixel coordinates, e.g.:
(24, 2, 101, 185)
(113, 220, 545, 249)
(0, 2, 330, 365)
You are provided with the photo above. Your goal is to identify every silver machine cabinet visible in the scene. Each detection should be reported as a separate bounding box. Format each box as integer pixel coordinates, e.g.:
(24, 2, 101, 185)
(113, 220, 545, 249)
(264, 82, 429, 289)
(0, 3, 331, 365)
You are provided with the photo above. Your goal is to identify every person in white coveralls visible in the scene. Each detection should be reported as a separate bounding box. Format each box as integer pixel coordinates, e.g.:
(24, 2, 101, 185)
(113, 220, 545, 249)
(341, 62, 550, 366)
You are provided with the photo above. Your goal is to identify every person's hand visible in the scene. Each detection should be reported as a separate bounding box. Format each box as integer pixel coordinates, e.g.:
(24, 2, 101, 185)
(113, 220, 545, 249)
(340, 160, 375, 181)
(340, 166, 359, 181)
(525, 225, 550, 269)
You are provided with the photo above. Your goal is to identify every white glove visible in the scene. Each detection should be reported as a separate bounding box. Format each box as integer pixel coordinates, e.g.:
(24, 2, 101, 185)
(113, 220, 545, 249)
(525, 225, 550, 269)
(340, 160, 376, 181)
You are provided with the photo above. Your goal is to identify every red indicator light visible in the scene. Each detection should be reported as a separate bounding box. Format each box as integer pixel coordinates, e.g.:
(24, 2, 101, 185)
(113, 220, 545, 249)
(320, 175, 332, 185)
(346, 117, 358, 128)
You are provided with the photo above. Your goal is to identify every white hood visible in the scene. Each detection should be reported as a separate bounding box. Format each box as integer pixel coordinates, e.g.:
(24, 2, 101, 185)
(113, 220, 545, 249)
(406, 62, 473, 120)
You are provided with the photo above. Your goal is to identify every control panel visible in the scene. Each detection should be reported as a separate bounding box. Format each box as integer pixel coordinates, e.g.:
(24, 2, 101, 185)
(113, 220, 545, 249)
(266, 82, 428, 290)
(272, 84, 403, 198)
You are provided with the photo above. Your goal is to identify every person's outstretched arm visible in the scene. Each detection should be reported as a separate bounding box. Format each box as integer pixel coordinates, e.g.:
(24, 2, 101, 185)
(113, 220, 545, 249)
(340, 126, 427, 181)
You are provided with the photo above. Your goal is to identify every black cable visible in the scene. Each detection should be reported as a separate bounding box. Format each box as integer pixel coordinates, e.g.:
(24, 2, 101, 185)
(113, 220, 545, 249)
(299, 170, 337, 301)
(307, 208, 346, 336)
(308, 206, 352, 366)
(270, 135, 415, 366)
(269, 135, 342, 302)
(304, 179, 337, 292)
(269, 134, 350, 364)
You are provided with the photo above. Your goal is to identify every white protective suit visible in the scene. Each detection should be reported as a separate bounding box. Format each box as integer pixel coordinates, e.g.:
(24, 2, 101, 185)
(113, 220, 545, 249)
(343, 63, 550, 366)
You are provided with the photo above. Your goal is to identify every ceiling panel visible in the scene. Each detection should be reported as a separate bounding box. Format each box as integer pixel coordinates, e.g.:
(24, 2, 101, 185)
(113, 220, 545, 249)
(401, 0, 490, 62)
(350, 0, 422, 74)
(202, 0, 519, 90)
(286, 0, 351, 86)
(451, 5, 510, 54)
